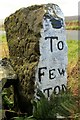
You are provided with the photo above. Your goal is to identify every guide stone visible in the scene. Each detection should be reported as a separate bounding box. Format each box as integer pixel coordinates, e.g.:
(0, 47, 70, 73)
(4, 3, 68, 106)
(35, 4, 68, 98)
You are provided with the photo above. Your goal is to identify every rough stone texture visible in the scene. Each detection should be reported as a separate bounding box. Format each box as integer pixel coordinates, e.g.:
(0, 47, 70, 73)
(4, 3, 67, 111)
(4, 5, 44, 101)
(4, 5, 46, 114)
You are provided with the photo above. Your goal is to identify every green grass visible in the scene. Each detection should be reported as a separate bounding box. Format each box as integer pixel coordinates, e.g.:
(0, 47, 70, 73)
(66, 26, 80, 30)
(65, 20, 80, 30)
(67, 40, 78, 64)
(66, 40, 79, 96)
(0, 34, 6, 42)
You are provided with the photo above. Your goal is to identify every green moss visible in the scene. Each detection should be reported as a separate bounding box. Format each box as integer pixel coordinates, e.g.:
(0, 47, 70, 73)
(4, 4, 46, 114)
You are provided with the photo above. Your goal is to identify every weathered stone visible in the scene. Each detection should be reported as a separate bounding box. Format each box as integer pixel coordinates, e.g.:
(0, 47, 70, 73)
(4, 5, 44, 102)
(4, 5, 45, 113)
(0, 58, 17, 89)
(4, 3, 68, 111)
(35, 4, 68, 98)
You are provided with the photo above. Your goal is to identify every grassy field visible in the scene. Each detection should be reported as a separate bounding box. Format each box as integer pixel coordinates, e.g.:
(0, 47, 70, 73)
(67, 40, 79, 94)
(67, 40, 78, 64)
(65, 21, 80, 30)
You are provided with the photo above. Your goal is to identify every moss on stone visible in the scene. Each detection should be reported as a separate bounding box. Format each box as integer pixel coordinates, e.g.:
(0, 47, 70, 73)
(4, 5, 45, 111)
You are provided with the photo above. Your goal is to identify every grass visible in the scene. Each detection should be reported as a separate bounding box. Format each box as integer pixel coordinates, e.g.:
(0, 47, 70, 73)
(0, 34, 6, 42)
(67, 40, 78, 64)
(66, 26, 80, 30)
(0, 34, 9, 58)
(65, 20, 80, 30)
(66, 40, 80, 96)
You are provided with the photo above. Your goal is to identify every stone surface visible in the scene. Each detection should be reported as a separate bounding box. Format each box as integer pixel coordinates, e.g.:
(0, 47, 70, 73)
(35, 4, 68, 98)
(4, 3, 68, 104)
(4, 5, 44, 113)
(4, 5, 44, 101)
(0, 58, 17, 89)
